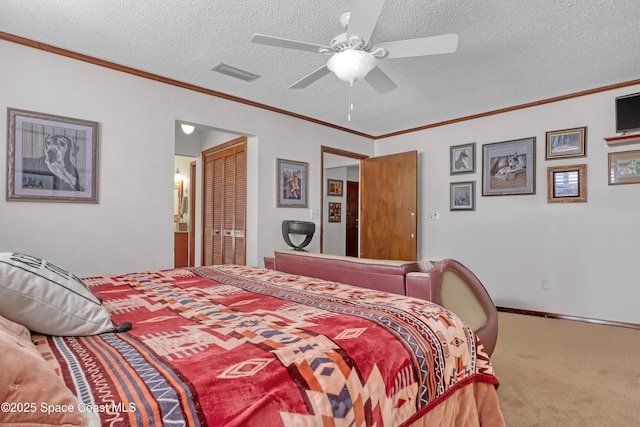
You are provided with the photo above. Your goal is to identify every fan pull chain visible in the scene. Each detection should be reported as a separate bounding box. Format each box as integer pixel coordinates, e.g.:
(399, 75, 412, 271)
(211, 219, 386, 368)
(348, 81, 354, 121)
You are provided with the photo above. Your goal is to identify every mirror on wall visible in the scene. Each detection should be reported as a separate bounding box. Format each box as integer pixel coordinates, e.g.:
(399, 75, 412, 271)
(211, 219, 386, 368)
(321, 150, 363, 257)
(174, 179, 184, 225)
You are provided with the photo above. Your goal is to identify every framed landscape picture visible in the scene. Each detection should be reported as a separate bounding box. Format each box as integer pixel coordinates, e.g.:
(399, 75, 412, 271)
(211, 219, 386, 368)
(450, 181, 476, 211)
(545, 126, 586, 160)
(450, 143, 476, 175)
(277, 158, 308, 207)
(482, 137, 536, 196)
(6, 108, 98, 203)
(547, 164, 587, 203)
(608, 150, 640, 185)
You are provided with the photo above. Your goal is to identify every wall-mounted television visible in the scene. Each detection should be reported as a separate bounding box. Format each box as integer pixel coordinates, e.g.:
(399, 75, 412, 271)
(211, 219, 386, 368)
(615, 92, 640, 134)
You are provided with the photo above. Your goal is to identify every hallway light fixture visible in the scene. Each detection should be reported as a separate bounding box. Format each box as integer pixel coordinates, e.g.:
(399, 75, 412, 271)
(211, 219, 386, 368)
(180, 123, 195, 135)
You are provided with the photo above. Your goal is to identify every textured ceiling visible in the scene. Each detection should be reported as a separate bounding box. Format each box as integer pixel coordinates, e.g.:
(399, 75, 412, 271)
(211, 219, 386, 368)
(2, 0, 640, 137)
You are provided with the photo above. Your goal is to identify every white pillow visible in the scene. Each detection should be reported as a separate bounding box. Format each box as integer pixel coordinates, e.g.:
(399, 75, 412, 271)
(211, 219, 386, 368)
(0, 252, 114, 336)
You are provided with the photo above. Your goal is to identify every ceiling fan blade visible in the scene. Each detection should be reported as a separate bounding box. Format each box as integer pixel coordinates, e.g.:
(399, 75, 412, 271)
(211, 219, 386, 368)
(251, 34, 330, 54)
(289, 65, 332, 89)
(364, 66, 397, 94)
(376, 33, 459, 59)
(346, 0, 385, 43)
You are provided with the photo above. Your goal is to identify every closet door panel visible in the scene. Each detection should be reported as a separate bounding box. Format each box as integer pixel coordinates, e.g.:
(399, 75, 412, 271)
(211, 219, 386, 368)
(201, 137, 247, 266)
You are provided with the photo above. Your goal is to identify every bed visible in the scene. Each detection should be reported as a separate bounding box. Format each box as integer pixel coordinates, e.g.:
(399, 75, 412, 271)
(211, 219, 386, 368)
(0, 252, 504, 426)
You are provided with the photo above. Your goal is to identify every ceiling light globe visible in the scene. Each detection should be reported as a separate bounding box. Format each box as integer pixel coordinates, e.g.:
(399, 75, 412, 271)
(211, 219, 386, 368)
(327, 49, 376, 83)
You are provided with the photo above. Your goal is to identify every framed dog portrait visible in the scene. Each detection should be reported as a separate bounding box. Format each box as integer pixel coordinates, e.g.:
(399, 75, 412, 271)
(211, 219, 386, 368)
(547, 164, 587, 203)
(450, 143, 476, 175)
(450, 181, 476, 211)
(276, 158, 308, 207)
(482, 137, 536, 196)
(6, 108, 98, 203)
(545, 126, 587, 160)
(608, 149, 640, 185)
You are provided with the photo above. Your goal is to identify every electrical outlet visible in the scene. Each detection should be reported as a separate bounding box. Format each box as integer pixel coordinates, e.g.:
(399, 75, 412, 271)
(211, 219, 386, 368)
(541, 279, 552, 290)
(428, 212, 440, 220)
(310, 209, 319, 219)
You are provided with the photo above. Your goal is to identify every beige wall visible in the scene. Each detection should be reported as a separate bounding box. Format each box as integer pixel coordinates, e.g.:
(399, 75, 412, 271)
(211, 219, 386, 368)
(0, 40, 374, 276)
(376, 83, 640, 324)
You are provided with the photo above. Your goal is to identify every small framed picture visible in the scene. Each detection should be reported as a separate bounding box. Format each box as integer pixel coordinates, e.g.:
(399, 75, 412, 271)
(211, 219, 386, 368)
(547, 164, 587, 203)
(328, 202, 342, 222)
(608, 150, 640, 185)
(6, 108, 98, 203)
(450, 143, 476, 174)
(327, 178, 343, 196)
(450, 181, 476, 211)
(545, 126, 587, 160)
(482, 137, 536, 196)
(277, 158, 308, 207)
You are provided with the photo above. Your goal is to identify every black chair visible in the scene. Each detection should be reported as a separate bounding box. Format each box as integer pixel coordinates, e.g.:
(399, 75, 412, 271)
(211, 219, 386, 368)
(281, 220, 315, 251)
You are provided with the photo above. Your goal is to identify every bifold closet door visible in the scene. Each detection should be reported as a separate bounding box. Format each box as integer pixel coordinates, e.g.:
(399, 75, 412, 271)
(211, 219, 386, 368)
(202, 137, 246, 265)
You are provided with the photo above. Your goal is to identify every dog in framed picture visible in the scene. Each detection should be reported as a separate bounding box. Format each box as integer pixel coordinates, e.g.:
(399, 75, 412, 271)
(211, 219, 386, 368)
(618, 158, 638, 176)
(454, 149, 469, 171)
(494, 152, 525, 180)
(22, 134, 83, 191)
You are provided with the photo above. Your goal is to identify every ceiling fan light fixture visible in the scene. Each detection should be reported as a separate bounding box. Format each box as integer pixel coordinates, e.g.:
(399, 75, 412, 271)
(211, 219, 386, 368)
(180, 123, 195, 135)
(327, 49, 376, 83)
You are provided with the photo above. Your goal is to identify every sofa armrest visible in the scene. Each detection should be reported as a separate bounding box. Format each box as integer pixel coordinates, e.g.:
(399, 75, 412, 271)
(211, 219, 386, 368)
(415, 259, 498, 357)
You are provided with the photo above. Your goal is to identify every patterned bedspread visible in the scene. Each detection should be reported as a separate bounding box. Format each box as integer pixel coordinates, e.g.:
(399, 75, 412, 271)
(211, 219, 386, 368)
(36, 265, 501, 426)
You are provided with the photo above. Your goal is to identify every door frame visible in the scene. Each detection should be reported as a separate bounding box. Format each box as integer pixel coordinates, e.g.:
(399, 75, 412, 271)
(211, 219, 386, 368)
(188, 160, 196, 267)
(320, 146, 368, 254)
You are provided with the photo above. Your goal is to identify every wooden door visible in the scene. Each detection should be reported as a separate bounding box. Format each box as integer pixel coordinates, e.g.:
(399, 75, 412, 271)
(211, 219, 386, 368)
(345, 180, 359, 257)
(360, 151, 417, 261)
(202, 137, 246, 265)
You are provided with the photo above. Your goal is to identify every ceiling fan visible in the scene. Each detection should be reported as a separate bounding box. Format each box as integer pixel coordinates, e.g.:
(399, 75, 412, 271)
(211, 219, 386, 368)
(251, 0, 459, 95)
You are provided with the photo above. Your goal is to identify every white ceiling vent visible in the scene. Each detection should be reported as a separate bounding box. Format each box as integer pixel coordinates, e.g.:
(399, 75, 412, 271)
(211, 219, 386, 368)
(212, 63, 260, 82)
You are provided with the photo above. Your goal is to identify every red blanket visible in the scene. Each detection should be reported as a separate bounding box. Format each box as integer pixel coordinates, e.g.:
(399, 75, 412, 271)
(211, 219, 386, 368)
(37, 265, 500, 426)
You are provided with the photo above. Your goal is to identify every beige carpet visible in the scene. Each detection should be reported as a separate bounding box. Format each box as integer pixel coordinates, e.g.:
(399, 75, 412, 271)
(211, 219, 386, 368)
(490, 312, 640, 426)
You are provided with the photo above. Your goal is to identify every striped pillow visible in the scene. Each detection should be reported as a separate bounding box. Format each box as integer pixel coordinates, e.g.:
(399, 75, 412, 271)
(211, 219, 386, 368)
(0, 252, 114, 336)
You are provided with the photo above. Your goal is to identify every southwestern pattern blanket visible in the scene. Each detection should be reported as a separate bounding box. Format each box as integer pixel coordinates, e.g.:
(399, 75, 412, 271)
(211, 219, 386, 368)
(34, 265, 502, 426)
